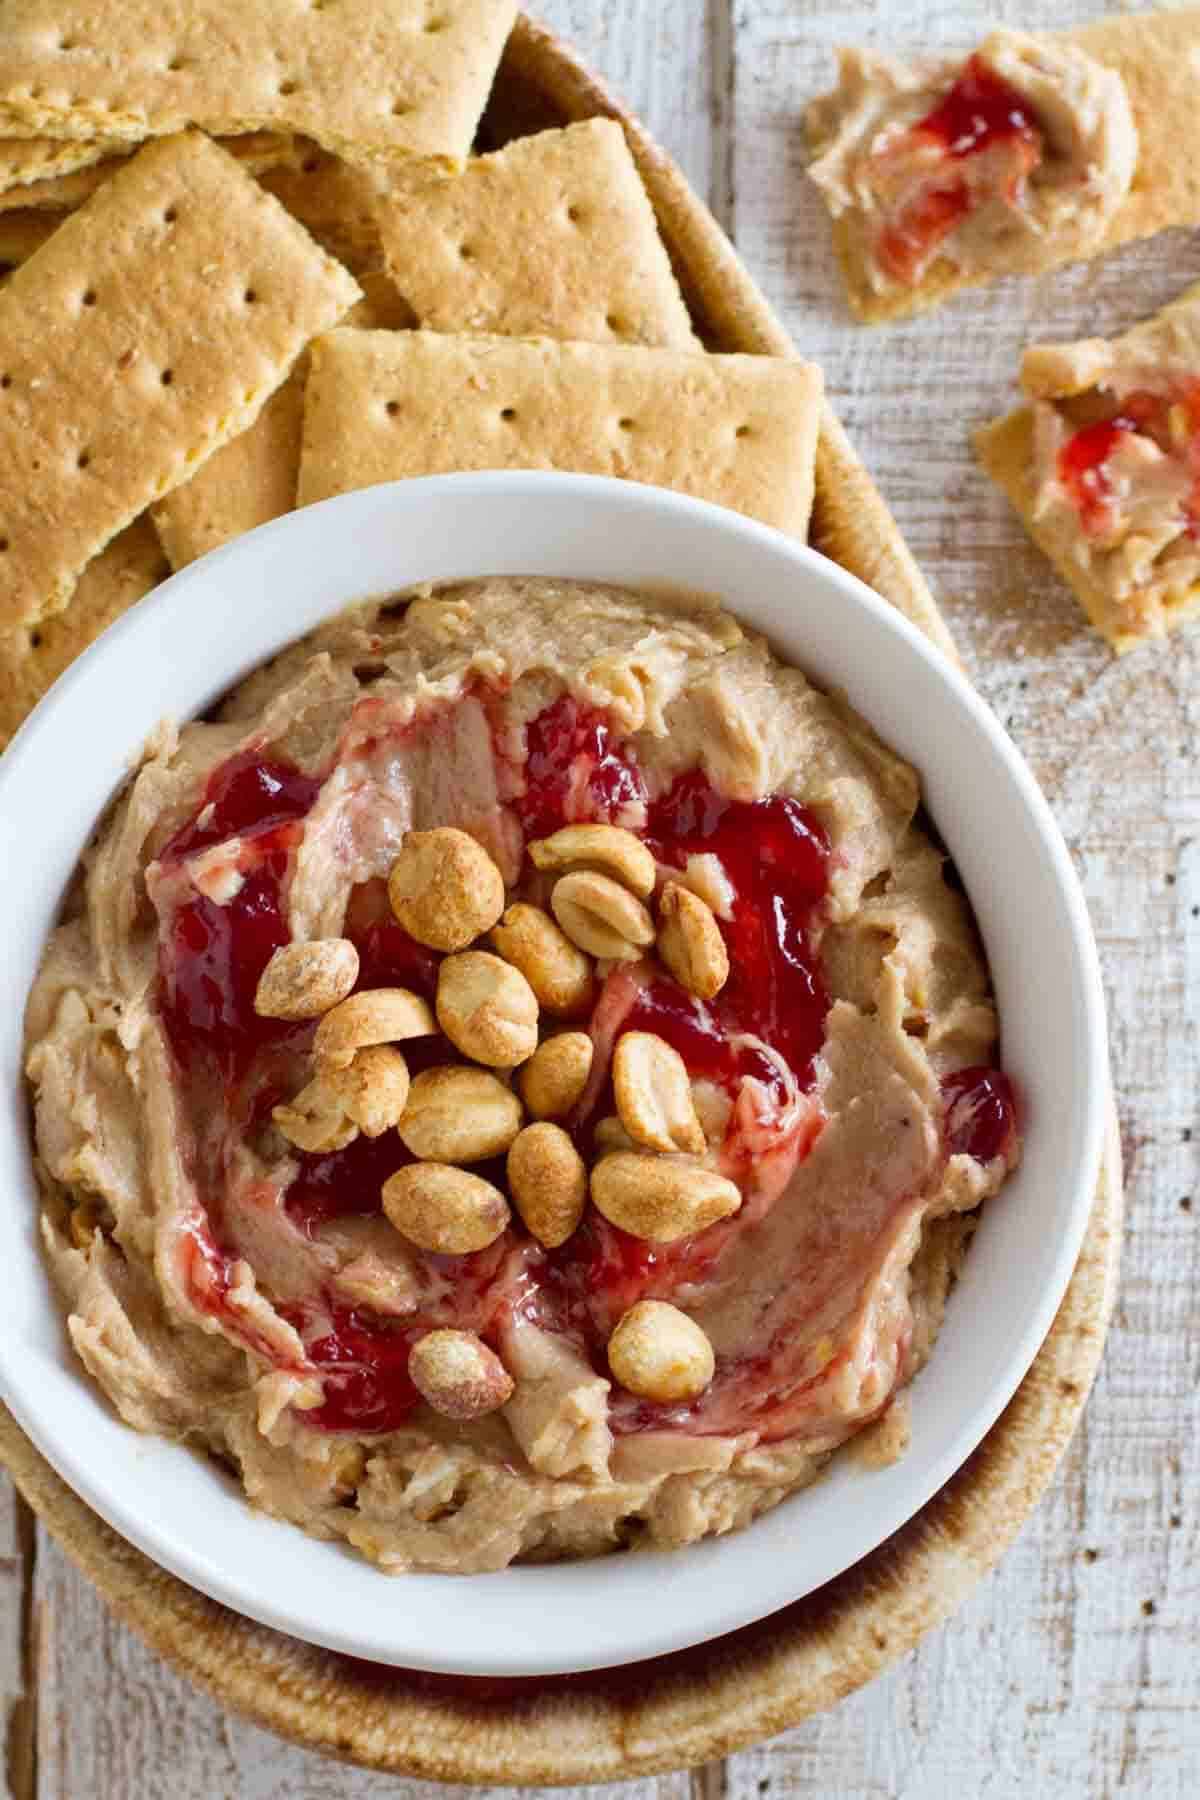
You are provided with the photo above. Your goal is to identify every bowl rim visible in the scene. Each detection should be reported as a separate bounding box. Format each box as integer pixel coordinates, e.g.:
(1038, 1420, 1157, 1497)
(0, 471, 1109, 1675)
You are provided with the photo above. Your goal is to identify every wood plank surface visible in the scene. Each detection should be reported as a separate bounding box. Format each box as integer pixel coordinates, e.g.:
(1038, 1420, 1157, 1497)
(6, 2, 1196, 1795)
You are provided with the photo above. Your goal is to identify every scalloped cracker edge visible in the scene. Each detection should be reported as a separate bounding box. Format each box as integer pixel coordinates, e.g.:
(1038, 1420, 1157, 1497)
(377, 119, 697, 348)
(813, 8, 1200, 324)
(0, 129, 359, 630)
(0, 132, 122, 189)
(0, 0, 518, 161)
(298, 329, 822, 537)
(0, 130, 302, 214)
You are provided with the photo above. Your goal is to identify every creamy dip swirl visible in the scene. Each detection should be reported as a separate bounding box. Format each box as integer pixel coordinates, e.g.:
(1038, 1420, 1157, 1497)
(25, 579, 1017, 1572)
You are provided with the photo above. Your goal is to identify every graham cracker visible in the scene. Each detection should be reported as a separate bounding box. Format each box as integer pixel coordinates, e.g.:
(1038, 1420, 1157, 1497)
(1072, 8, 1200, 251)
(0, 0, 518, 161)
(0, 130, 360, 631)
(976, 282, 1200, 651)
(0, 133, 120, 189)
(0, 207, 61, 268)
(0, 130, 302, 214)
(0, 516, 169, 746)
(814, 9, 1200, 325)
(258, 146, 389, 276)
(298, 329, 822, 537)
(152, 273, 413, 570)
(377, 119, 696, 347)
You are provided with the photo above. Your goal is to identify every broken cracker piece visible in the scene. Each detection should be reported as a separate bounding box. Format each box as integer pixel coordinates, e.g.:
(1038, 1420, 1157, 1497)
(0, 0, 518, 162)
(377, 119, 696, 347)
(0, 134, 123, 190)
(152, 272, 410, 571)
(0, 130, 303, 215)
(0, 130, 359, 631)
(299, 330, 822, 537)
(0, 517, 168, 746)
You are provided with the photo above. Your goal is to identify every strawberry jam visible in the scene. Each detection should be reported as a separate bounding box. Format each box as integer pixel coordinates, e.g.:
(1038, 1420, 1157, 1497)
(156, 693, 1015, 1444)
(164, 751, 321, 859)
(942, 1066, 1018, 1166)
(516, 693, 648, 837)
(916, 54, 1039, 163)
(294, 1308, 420, 1435)
(1057, 416, 1137, 534)
(873, 53, 1041, 286)
(1057, 382, 1200, 538)
(642, 771, 830, 1088)
(158, 754, 322, 1084)
(285, 1131, 417, 1236)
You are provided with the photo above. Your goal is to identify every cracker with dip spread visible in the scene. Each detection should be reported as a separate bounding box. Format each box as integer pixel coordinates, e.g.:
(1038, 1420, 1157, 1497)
(976, 282, 1200, 651)
(0, 129, 359, 630)
(299, 329, 823, 537)
(806, 11, 1200, 324)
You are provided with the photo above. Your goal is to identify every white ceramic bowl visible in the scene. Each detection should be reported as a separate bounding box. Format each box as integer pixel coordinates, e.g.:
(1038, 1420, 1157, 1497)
(0, 473, 1107, 1677)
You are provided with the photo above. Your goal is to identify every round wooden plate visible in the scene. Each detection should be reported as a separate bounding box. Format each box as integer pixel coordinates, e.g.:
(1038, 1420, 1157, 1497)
(0, 14, 1124, 1781)
(0, 1116, 1120, 1783)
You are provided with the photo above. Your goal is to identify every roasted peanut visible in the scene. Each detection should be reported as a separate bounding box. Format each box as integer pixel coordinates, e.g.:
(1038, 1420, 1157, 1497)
(382, 1162, 511, 1255)
(387, 827, 505, 951)
(613, 1030, 706, 1154)
(436, 950, 539, 1067)
(528, 824, 656, 898)
(590, 1152, 742, 1243)
(409, 1329, 514, 1420)
(273, 1077, 359, 1154)
(398, 1064, 523, 1162)
(313, 987, 436, 1067)
(607, 1300, 715, 1403)
(691, 1078, 732, 1148)
(517, 1030, 594, 1119)
(490, 902, 594, 1016)
(321, 1045, 411, 1138)
(656, 882, 729, 1000)
(550, 870, 655, 962)
(507, 1122, 588, 1248)
(333, 1251, 420, 1317)
(593, 1114, 637, 1156)
(254, 938, 359, 1020)
(678, 851, 735, 921)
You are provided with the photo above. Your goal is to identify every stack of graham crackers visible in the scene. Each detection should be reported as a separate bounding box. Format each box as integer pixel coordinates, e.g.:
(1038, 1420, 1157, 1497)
(0, 1, 823, 744)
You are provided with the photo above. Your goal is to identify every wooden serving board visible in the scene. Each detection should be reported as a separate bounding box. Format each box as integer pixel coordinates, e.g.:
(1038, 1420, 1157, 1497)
(0, 11, 1122, 1782)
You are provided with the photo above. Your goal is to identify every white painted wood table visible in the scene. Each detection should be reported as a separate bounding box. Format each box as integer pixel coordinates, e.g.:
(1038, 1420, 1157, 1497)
(4, 3, 1196, 1794)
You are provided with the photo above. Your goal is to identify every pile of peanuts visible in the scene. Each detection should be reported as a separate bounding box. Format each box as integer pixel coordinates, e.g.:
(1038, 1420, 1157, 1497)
(253, 822, 738, 1423)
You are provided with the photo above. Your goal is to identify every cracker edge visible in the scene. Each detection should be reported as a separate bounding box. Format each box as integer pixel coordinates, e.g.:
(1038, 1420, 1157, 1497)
(973, 408, 1200, 652)
(813, 10, 1200, 326)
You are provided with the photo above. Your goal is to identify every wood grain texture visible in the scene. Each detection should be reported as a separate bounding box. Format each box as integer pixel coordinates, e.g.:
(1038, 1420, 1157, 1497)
(727, 1, 1198, 1793)
(4, 1, 1191, 1794)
